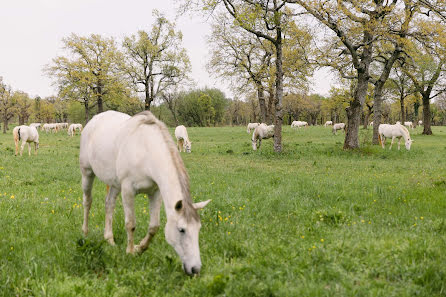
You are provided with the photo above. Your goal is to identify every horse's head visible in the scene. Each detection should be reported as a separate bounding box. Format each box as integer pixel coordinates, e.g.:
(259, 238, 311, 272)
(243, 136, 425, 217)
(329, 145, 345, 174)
(405, 138, 413, 150)
(185, 140, 192, 153)
(165, 199, 211, 276)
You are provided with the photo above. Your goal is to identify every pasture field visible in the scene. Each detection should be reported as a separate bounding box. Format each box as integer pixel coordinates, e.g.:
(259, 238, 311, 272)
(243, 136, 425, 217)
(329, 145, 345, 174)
(0, 125, 445, 296)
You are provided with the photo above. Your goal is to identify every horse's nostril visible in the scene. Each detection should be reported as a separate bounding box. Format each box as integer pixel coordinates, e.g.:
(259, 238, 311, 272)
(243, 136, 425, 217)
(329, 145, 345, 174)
(191, 266, 200, 275)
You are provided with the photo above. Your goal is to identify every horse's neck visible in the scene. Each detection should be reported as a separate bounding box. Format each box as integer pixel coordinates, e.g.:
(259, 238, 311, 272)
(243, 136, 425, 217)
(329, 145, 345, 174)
(153, 149, 189, 216)
(399, 126, 409, 140)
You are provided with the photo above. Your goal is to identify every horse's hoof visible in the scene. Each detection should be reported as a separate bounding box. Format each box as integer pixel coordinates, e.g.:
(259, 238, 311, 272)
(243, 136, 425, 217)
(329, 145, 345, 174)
(106, 238, 115, 246)
(126, 247, 136, 254)
(135, 244, 147, 254)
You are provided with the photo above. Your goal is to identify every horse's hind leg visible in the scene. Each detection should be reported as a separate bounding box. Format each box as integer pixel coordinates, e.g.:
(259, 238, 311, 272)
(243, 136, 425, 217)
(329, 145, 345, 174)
(20, 141, 26, 156)
(136, 190, 162, 253)
(104, 186, 120, 245)
(81, 170, 95, 236)
(27, 143, 31, 156)
(121, 181, 137, 254)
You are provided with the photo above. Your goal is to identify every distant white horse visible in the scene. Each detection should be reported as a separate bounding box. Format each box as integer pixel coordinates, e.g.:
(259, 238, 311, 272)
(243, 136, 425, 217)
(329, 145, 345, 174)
(80, 111, 210, 275)
(175, 125, 192, 153)
(13, 125, 39, 156)
(291, 121, 308, 128)
(369, 121, 373, 127)
(68, 123, 83, 137)
(324, 121, 333, 127)
(42, 123, 58, 133)
(418, 120, 423, 125)
(378, 123, 413, 150)
(30, 123, 41, 130)
(332, 123, 346, 135)
(252, 123, 274, 150)
(246, 122, 260, 133)
(404, 121, 414, 129)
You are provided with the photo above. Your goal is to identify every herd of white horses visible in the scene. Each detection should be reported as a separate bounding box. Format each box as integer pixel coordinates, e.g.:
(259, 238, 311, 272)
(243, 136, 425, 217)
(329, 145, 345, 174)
(248, 119, 415, 151)
(13, 122, 83, 156)
(9, 111, 419, 275)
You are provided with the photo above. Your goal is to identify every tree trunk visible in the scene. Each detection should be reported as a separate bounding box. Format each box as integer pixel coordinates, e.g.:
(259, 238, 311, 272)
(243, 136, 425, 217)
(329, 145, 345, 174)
(84, 101, 90, 123)
(273, 35, 283, 153)
(372, 91, 382, 144)
(364, 111, 371, 129)
(257, 83, 266, 123)
(400, 96, 405, 123)
(2, 119, 6, 134)
(344, 101, 361, 149)
(422, 94, 432, 135)
(372, 49, 400, 144)
(344, 74, 368, 149)
(97, 81, 104, 113)
(145, 82, 151, 111)
(267, 84, 274, 124)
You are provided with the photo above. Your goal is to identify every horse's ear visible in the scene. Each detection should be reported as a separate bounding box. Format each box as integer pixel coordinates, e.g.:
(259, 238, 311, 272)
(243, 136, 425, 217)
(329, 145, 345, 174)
(193, 199, 211, 210)
(175, 200, 183, 211)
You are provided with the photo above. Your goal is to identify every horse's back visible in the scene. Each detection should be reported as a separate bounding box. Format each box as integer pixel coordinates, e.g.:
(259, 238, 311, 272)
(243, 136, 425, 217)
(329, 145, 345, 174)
(175, 125, 188, 140)
(80, 111, 131, 184)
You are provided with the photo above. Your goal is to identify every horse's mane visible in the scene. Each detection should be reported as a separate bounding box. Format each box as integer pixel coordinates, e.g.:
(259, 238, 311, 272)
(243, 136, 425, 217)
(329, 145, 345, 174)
(134, 111, 199, 222)
(398, 123, 410, 139)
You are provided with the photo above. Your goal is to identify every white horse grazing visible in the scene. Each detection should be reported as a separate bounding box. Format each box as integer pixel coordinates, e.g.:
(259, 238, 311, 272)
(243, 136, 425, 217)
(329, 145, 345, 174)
(404, 121, 414, 129)
(291, 121, 308, 128)
(378, 123, 413, 150)
(252, 123, 274, 150)
(175, 125, 192, 153)
(30, 123, 41, 130)
(246, 122, 260, 133)
(324, 121, 333, 127)
(369, 121, 373, 127)
(13, 125, 39, 156)
(68, 123, 83, 137)
(418, 120, 423, 125)
(332, 123, 346, 135)
(80, 111, 210, 275)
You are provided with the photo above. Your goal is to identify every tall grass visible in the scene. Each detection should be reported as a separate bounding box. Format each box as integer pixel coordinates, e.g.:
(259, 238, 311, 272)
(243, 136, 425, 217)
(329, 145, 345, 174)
(0, 125, 445, 296)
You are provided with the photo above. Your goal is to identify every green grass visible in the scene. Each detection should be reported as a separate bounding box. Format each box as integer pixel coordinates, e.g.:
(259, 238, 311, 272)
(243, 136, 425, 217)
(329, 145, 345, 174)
(0, 125, 445, 296)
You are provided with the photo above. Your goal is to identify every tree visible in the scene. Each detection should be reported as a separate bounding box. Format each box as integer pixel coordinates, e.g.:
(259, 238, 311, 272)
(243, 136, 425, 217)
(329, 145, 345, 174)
(403, 18, 446, 134)
(0, 78, 16, 133)
(196, 0, 292, 152)
(13, 91, 32, 125)
(290, 1, 403, 149)
(389, 67, 414, 123)
(208, 13, 272, 123)
(176, 88, 228, 126)
(369, 1, 416, 144)
(122, 11, 191, 110)
(47, 33, 124, 121)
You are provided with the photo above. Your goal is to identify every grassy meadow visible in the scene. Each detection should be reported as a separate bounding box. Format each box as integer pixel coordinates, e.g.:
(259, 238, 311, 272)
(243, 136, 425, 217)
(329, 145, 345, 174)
(0, 124, 445, 296)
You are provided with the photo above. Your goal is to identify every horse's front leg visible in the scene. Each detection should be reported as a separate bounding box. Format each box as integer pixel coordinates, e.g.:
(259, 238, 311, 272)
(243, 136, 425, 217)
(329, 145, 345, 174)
(136, 190, 162, 253)
(121, 182, 137, 254)
(104, 186, 120, 245)
(27, 143, 31, 156)
(389, 137, 395, 150)
(397, 137, 401, 150)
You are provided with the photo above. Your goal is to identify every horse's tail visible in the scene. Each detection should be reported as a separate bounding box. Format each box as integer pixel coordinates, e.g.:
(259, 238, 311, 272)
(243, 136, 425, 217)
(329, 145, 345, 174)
(18, 128, 21, 141)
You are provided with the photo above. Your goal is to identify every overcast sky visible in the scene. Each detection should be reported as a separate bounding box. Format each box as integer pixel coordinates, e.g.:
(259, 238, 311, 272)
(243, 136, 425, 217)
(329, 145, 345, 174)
(0, 0, 334, 99)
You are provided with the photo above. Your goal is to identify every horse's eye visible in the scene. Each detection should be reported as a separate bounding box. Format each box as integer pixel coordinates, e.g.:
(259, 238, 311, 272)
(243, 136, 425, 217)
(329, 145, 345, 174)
(179, 228, 186, 234)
